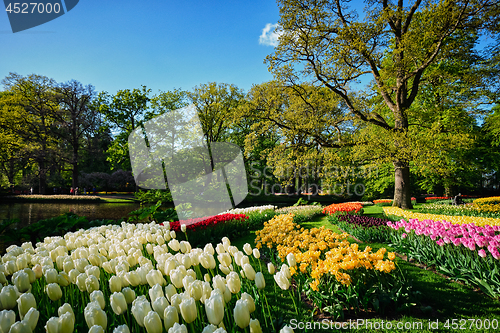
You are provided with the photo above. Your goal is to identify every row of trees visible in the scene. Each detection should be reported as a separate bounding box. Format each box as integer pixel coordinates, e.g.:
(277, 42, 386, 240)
(1, 0, 499, 207)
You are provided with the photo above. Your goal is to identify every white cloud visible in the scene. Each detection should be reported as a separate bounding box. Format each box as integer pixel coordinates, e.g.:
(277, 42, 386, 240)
(259, 23, 282, 47)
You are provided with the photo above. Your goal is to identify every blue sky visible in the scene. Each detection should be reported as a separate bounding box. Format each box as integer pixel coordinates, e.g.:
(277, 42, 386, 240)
(0, 1, 282, 95)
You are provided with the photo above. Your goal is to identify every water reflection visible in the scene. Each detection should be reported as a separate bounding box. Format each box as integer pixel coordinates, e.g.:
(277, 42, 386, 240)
(0, 202, 145, 228)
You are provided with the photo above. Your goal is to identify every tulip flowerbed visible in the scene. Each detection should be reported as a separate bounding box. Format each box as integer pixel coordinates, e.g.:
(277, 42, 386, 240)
(218, 206, 277, 215)
(255, 214, 416, 319)
(383, 207, 500, 227)
(327, 214, 393, 243)
(373, 199, 393, 206)
(387, 218, 500, 298)
(418, 203, 500, 219)
(160, 214, 249, 247)
(322, 202, 363, 216)
(274, 206, 323, 223)
(0, 220, 308, 333)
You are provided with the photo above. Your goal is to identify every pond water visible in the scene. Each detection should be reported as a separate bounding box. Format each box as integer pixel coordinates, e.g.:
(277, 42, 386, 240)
(0, 202, 144, 228)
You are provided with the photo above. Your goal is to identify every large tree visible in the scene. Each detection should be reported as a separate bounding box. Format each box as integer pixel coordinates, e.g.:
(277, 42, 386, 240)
(267, 0, 499, 208)
(2, 73, 59, 194)
(54, 80, 97, 188)
(96, 86, 151, 170)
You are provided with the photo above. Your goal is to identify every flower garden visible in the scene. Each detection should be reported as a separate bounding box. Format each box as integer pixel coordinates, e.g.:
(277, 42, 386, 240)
(1, 197, 500, 332)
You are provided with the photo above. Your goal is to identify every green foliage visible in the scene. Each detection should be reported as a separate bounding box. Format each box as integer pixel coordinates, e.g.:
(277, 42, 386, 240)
(127, 201, 163, 222)
(134, 189, 173, 204)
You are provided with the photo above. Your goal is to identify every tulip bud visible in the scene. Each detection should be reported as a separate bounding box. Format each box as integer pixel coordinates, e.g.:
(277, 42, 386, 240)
(240, 255, 250, 266)
(168, 322, 187, 333)
(86, 275, 100, 294)
(201, 324, 218, 333)
(110, 292, 128, 315)
(281, 264, 291, 279)
(45, 316, 59, 333)
(76, 273, 88, 292)
(131, 295, 152, 327)
(0, 309, 16, 333)
(90, 290, 106, 310)
(113, 324, 130, 333)
(215, 243, 225, 255)
(84, 301, 107, 330)
(267, 262, 275, 275)
(126, 271, 141, 287)
(152, 296, 169, 319)
(164, 284, 177, 302)
(146, 270, 165, 287)
(17, 292, 36, 319)
(23, 307, 39, 331)
(89, 325, 105, 333)
(243, 243, 252, 256)
(241, 292, 255, 313)
(205, 293, 224, 325)
(250, 318, 262, 333)
(59, 311, 75, 333)
(109, 275, 122, 293)
(212, 275, 225, 291)
(274, 271, 290, 290)
(57, 272, 71, 287)
(226, 272, 241, 294)
(252, 248, 260, 259)
(23, 268, 36, 284)
(188, 280, 203, 301)
(0, 285, 19, 309)
(122, 287, 136, 304)
(233, 298, 250, 328)
(168, 239, 180, 252)
(218, 253, 232, 267)
(255, 272, 265, 290)
(58, 302, 75, 317)
(179, 297, 197, 323)
(170, 268, 185, 289)
(13, 271, 30, 293)
(144, 310, 162, 333)
(286, 253, 296, 267)
(46, 283, 63, 301)
(163, 305, 179, 331)
(243, 264, 256, 281)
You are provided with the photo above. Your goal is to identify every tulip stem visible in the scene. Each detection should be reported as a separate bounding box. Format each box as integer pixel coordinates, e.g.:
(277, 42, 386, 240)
(289, 289, 298, 315)
(263, 291, 275, 331)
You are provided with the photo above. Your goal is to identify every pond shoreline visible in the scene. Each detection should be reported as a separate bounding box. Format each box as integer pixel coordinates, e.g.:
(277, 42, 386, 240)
(1, 194, 138, 203)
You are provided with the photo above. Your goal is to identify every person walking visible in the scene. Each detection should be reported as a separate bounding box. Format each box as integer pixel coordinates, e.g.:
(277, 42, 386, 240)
(70, 187, 74, 195)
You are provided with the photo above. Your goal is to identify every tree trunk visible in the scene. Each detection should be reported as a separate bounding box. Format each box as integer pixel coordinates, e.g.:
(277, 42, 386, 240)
(393, 160, 413, 209)
(72, 148, 79, 189)
(38, 162, 47, 194)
